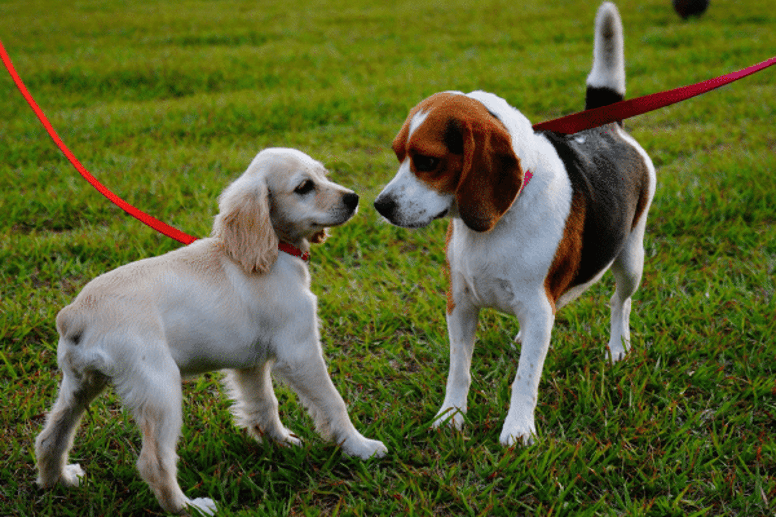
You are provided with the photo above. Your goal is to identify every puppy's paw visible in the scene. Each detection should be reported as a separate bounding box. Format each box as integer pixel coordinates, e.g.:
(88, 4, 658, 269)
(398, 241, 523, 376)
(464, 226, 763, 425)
(341, 434, 388, 459)
(431, 406, 465, 431)
(499, 421, 536, 447)
(282, 433, 302, 448)
(187, 497, 217, 516)
(60, 464, 85, 487)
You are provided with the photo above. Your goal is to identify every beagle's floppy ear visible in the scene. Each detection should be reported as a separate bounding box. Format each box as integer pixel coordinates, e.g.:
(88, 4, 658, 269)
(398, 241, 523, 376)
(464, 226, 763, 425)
(454, 117, 525, 232)
(212, 180, 279, 274)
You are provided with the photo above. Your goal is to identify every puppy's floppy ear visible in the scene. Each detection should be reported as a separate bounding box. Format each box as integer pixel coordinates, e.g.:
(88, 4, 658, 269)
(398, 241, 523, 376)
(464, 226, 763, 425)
(454, 117, 525, 232)
(309, 229, 328, 244)
(212, 180, 279, 274)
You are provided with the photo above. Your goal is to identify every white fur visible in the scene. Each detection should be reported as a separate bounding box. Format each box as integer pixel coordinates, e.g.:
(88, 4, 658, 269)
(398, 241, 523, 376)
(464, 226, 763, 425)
(587, 2, 626, 94)
(375, 158, 455, 228)
(35, 148, 386, 516)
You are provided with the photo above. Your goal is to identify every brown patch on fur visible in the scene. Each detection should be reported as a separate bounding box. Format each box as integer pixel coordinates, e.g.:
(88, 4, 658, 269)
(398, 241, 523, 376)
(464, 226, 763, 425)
(631, 176, 650, 231)
(445, 221, 456, 314)
(543, 191, 586, 309)
(393, 93, 526, 232)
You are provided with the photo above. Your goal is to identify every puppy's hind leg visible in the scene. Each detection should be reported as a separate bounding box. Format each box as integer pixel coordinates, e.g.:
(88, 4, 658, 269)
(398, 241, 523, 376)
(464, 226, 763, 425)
(116, 351, 216, 516)
(224, 362, 301, 447)
(36, 367, 108, 488)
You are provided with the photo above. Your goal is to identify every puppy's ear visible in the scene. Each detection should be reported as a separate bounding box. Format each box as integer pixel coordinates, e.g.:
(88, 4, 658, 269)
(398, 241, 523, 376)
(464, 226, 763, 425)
(454, 118, 525, 232)
(212, 180, 279, 274)
(309, 229, 328, 244)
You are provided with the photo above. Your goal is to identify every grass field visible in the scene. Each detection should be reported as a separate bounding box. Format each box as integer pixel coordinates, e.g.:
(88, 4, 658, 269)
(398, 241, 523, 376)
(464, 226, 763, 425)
(1, 0, 775, 515)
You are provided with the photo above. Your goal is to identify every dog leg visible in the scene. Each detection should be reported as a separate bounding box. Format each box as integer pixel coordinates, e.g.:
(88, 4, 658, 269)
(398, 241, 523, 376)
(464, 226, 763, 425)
(224, 363, 301, 446)
(36, 369, 107, 488)
(274, 353, 387, 460)
(117, 355, 216, 516)
(433, 301, 480, 430)
(608, 229, 645, 362)
(500, 301, 555, 446)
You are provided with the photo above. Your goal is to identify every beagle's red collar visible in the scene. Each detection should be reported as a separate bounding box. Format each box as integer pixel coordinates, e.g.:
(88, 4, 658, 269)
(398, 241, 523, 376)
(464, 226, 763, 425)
(278, 242, 310, 262)
(520, 170, 533, 195)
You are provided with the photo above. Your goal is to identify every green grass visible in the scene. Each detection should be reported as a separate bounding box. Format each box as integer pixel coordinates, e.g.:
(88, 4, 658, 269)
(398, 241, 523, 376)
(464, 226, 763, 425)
(1, 0, 775, 515)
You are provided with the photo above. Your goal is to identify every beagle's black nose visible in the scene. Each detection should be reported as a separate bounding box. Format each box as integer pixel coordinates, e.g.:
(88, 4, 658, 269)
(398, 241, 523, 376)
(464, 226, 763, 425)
(373, 195, 397, 219)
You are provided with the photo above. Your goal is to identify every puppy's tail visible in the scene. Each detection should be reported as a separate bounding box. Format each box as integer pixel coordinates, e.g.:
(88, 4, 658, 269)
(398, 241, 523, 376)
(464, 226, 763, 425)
(586, 2, 626, 110)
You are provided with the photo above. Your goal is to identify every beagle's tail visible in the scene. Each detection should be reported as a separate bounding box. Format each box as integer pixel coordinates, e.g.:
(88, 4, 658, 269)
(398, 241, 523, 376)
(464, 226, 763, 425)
(585, 2, 626, 110)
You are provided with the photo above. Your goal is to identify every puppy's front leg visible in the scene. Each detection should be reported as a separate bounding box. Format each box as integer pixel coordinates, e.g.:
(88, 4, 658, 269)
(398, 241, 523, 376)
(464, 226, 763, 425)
(500, 301, 555, 446)
(275, 350, 387, 460)
(433, 300, 480, 430)
(225, 363, 301, 446)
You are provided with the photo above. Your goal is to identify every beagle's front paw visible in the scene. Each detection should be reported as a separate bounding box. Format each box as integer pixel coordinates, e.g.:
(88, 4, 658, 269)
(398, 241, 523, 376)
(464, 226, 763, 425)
(432, 406, 466, 430)
(499, 417, 536, 447)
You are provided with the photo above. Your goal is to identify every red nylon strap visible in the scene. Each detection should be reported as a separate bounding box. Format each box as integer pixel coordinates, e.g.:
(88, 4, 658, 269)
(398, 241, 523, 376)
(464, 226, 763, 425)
(1, 40, 198, 245)
(533, 56, 776, 134)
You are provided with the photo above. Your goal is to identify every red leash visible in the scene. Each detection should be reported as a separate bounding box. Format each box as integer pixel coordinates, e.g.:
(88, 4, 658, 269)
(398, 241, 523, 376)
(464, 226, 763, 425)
(534, 56, 776, 133)
(1, 41, 198, 245)
(2, 38, 774, 243)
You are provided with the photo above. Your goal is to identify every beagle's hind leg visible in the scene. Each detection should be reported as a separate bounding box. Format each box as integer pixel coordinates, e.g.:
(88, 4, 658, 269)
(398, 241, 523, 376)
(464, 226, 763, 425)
(607, 226, 646, 362)
(36, 368, 108, 488)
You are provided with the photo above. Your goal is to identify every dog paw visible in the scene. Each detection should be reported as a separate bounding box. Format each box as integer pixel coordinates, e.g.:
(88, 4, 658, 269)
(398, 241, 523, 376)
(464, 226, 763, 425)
(282, 433, 302, 447)
(607, 335, 630, 363)
(341, 435, 388, 459)
(499, 421, 536, 447)
(432, 406, 465, 430)
(607, 343, 629, 363)
(60, 464, 85, 487)
(186, 497, 217, 516)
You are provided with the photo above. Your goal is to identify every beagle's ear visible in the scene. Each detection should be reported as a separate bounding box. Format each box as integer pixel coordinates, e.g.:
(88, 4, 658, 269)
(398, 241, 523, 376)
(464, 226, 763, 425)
(309, 228, 328, 244)
(455, 118, 525, 232)
(212, 180, 279, 274)
(392, 117, 411, 161)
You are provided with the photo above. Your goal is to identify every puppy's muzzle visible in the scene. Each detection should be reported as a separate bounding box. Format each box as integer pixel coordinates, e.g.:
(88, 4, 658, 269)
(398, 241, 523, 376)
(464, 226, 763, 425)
(343, 192, 359, 213)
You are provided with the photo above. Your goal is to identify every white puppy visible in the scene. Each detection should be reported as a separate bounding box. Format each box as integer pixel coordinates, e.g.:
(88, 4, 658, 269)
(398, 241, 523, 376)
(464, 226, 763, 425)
(35, 148, 387, 515)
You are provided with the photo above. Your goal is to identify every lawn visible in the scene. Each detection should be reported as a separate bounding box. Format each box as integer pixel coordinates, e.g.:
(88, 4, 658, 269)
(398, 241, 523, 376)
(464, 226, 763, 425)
(1, 0, 775, 515)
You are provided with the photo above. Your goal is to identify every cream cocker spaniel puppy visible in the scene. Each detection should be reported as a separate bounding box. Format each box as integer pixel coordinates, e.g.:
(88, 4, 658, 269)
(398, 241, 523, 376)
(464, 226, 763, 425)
(35, 148, 387, 515)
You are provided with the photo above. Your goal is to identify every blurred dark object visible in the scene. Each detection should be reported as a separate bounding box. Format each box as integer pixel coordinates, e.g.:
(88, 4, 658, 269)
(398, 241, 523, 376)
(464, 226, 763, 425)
(673, 0, 709, 19)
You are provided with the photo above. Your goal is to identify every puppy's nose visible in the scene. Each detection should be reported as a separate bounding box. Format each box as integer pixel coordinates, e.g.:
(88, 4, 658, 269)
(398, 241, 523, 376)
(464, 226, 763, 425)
(373, 195, 396, 219)
(343, 192, 359, 212)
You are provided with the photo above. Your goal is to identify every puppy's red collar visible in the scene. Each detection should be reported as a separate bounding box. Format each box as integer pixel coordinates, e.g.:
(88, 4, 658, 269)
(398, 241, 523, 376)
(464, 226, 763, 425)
(278, 242, 310, 262)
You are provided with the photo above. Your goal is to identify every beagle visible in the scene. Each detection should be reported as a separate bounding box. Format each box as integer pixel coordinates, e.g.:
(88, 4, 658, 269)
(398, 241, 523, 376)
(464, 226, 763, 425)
(374, 3, 656, 446)
(35, 148, 387, 515)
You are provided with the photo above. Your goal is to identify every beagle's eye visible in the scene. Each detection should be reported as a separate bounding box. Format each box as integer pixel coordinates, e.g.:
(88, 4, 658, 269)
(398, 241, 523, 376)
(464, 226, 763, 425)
(294, 180, 315, 195)
(413, 155, 440, 172)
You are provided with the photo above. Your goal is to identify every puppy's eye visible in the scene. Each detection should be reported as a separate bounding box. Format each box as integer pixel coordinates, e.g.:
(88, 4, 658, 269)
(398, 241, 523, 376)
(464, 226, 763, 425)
(413, 155, 440, 172)
(294, 180, 315, 195)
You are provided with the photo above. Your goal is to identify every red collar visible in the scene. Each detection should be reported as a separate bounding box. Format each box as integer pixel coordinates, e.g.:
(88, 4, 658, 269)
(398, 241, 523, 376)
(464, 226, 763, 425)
(519, 170, 533, 195)
(278, 242, 310, 262)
